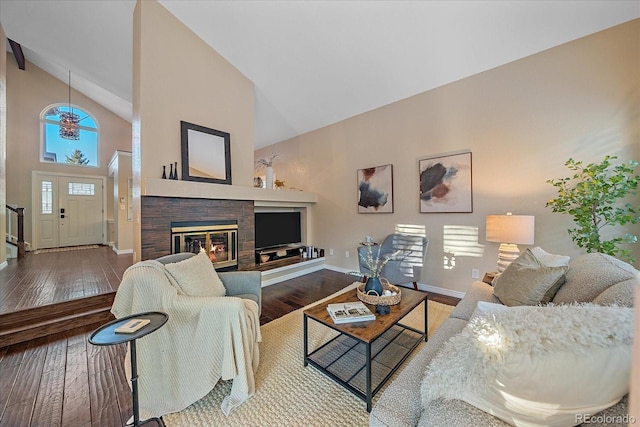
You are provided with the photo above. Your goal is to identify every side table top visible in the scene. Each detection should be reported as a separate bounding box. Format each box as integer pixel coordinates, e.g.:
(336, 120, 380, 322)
(89, 311, 168, 346)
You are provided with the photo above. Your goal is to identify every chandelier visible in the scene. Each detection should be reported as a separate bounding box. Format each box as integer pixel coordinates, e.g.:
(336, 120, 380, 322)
(60, 71, 80, 140)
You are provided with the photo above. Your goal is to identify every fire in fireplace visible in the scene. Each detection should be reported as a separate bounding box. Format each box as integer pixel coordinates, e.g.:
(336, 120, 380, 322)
(171, 220, 238, 270)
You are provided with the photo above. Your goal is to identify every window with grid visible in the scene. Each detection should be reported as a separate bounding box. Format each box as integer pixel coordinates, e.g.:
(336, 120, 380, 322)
(40, 104, 99, 167)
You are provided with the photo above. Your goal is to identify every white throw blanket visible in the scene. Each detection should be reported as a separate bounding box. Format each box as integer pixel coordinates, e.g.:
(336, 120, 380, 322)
(111, 260, 261, 419)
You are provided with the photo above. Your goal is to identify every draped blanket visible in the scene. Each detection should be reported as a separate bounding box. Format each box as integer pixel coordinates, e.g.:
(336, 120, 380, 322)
(111, 260, 261, 419)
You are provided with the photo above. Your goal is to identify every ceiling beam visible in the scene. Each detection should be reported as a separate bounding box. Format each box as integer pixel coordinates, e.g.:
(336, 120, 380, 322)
(8, 39, 25, 70)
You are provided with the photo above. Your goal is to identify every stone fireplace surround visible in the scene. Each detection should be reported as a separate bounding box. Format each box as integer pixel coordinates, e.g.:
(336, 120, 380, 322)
(141, 197, 255, 269)
(140, 179, 318, 271)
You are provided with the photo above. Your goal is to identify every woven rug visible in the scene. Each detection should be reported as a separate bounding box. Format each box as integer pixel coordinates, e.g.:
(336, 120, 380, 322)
(164, 285, 454, 426)
(33, 244, 100, 254)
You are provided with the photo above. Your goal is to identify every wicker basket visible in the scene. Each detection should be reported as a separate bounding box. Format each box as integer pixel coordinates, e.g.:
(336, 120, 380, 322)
(356, 278, 401, 305)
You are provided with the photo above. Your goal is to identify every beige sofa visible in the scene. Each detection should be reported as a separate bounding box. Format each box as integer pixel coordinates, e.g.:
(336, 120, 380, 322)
(370, 252, 638, 426)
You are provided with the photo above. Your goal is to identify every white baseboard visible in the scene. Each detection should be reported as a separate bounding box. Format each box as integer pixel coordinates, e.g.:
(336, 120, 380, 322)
(261, 258, 325, 287)
(0, 260, 7, 270)
(417, 283, 465, 299)
(112, 247, 134, 255)
(323, 264, 352, 274)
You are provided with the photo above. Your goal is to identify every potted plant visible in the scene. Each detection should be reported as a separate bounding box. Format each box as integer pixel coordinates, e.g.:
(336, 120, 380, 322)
(546, 155, 640, 263)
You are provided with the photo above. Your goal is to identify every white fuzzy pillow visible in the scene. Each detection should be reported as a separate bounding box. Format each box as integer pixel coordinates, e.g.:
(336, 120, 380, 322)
(165, 250, 226, 297)
(421, 304, 633, 427)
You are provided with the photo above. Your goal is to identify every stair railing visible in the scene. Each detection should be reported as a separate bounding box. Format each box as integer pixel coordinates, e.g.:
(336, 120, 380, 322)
(6, 205, 25, 258)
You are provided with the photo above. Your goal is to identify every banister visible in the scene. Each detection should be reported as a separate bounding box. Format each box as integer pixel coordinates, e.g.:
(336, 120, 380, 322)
(5, 205, 25, 258)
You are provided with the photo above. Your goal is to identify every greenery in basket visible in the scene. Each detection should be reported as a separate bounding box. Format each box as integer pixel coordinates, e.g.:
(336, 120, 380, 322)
(546, 156, 640, 263)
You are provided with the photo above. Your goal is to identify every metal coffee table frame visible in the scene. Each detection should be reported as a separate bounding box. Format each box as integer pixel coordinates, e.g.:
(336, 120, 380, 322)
(303, 288, 427, 412)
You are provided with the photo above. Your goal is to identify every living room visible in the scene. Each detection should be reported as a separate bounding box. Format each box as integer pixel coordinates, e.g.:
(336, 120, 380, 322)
(1, 1, 639, 425)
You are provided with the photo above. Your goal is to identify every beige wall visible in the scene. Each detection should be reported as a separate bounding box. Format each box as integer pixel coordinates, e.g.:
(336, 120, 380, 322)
(132, 0, 254, 261)
(5, 56, 132, 246)
(256, 19, 640, 295)
(1, 24, 7, 266)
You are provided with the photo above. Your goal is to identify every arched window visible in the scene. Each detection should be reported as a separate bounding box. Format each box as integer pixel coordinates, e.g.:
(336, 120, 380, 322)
(41, 104, 99, 167)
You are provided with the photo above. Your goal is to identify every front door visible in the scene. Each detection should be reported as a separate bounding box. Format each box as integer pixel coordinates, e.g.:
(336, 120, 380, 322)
(34, 173, 104, 249)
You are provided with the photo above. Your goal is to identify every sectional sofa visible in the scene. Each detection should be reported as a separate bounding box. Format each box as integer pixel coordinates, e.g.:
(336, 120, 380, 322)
(370, 251, 638, 426)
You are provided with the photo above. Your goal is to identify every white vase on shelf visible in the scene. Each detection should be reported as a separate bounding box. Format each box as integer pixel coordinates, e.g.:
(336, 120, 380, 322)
(265, 166, 274, 189)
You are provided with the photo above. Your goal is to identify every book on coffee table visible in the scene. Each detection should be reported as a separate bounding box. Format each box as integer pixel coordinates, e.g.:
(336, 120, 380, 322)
(327, 302, 375, 324)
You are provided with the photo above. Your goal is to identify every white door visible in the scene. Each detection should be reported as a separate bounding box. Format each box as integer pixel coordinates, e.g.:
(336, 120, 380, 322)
(35, 173, 104, 249)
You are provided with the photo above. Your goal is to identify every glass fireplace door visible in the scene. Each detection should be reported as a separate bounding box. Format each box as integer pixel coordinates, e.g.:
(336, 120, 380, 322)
(171, 223, 238, 270)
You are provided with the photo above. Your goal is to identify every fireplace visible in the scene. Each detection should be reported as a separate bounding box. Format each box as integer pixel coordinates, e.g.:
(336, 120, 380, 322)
(171, 220, 238, 270)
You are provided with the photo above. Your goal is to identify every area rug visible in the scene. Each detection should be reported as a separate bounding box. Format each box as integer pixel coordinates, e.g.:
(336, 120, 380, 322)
(33, 244, 100, 254)
(163, 285, 454, 426)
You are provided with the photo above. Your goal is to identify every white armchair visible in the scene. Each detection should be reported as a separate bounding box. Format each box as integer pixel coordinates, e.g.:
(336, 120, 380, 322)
(111, 252, 262, 418)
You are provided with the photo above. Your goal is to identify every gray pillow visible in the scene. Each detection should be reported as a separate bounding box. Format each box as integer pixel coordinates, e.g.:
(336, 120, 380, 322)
(493, 247, 569, 306)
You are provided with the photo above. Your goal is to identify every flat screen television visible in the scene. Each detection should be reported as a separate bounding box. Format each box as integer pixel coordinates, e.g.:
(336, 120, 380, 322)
(255, 212, 302, 250)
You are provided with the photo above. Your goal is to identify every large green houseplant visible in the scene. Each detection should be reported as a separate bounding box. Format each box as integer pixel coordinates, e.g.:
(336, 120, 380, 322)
(546, 156, 640, 263)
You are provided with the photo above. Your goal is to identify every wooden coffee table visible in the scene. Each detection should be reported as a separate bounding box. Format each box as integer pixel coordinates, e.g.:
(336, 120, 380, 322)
(303, 286, 427, 412)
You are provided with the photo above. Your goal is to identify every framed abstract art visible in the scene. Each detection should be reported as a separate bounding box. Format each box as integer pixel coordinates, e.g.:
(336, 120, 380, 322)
(357, 164, 394, 213)
(419, 152, 472, 213)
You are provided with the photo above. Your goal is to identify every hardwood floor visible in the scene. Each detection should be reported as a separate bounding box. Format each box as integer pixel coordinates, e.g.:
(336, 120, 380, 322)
(0, 246, 132, 314)
(0, 250, 459, 426)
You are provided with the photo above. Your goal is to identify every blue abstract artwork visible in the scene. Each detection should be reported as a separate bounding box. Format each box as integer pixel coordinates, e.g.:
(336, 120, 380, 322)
(419, 152, 472, 213)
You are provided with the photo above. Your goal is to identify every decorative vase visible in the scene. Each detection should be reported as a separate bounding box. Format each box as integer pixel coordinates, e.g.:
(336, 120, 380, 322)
(265, 166, 274, 189)
(364, 277, 383, 295)
(173, 162, 178, 180)
(162, 165, 167, 179)
(169, 163, 174, 180)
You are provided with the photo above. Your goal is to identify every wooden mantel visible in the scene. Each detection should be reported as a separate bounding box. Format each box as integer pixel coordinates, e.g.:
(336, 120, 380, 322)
(143, 178, 317, 205)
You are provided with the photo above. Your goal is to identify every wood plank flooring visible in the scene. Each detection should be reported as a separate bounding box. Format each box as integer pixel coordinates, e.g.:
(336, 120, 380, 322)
(0, 249, 459, 426)
(0, 246, 133, 314)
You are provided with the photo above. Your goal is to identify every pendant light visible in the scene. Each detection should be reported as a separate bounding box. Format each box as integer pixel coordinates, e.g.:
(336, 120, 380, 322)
(59, 70, 80, 140)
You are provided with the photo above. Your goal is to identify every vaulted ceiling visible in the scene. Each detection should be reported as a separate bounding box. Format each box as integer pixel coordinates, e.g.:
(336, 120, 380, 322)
(1, 1, 638, 148)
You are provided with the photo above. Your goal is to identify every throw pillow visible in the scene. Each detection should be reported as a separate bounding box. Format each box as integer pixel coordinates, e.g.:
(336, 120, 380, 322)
(421, 304, 633, 427)
(165, 250, 226, 297)
(493, 247, 569, 306)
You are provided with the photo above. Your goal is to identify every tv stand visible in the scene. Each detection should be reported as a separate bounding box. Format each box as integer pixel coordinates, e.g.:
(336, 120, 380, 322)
(256, 244, 305, 266)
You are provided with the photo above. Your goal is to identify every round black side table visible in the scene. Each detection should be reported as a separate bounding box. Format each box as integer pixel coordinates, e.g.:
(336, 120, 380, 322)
(89, 311, 168, 427)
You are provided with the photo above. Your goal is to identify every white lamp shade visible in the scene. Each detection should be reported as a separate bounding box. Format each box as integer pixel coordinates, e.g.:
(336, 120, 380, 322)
(486, 214, 535, 245)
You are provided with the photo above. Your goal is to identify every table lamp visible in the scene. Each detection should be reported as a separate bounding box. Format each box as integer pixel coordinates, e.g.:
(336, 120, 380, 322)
(486, 213, 535, 272)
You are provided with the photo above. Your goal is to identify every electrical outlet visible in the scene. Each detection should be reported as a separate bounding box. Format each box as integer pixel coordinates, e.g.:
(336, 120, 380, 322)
(329, 248, 334, 256)
(471, 268, 480, 279)
(345, 250, 350, 258)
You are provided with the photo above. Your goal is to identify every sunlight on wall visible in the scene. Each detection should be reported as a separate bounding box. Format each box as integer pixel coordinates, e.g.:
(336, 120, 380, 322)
(443, 225, 485, 270)
(395, 224, 426, 237)
(392, 224, 427, 280)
